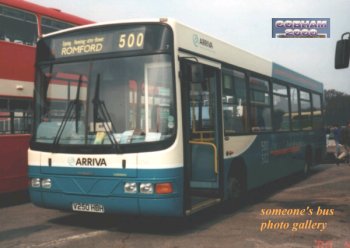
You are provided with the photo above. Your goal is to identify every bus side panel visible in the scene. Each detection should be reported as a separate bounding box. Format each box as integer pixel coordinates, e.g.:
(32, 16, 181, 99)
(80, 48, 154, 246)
(244, 133, 304, 190)
(0, 134, 31, 193)
(223, 132, 321, 194)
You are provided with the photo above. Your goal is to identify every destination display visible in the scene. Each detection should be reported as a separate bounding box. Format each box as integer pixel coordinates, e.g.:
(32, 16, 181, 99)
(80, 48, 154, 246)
(38, 24, 173, 61)
(51, 27, 146, 58)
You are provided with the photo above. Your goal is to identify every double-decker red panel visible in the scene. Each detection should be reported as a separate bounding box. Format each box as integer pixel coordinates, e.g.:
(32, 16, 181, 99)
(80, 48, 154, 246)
(0, 134, 31, 193)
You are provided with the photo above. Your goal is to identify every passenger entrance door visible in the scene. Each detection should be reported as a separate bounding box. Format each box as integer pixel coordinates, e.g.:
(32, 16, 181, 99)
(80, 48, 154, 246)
(180, 59, 222, 197)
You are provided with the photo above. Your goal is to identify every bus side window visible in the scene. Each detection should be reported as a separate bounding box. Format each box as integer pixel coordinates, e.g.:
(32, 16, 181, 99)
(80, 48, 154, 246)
(222, 69, 248, 134)
(0, 5, 38, 46)
(300, 90, 312, 130)
(312, 93, 322, 130)
(290, 87, 300, 130)
(249, 76, 272, 132)
(272, 83, 290, 131)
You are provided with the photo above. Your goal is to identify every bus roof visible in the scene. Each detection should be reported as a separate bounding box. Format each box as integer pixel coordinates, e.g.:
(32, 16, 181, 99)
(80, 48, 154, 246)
(0, 0, 93, 25)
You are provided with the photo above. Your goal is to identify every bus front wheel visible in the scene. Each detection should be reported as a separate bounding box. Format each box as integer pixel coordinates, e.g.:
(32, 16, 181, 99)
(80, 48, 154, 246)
(225, 165, 246, 211)
(304, 148, 313, 176)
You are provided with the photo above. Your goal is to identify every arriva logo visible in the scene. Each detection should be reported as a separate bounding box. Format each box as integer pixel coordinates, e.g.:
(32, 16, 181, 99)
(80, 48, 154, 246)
(67, 157, 107, 166)
(67, 157, 75, 166)
(192, 34, 214, 49)
(76, 158, 107, 166)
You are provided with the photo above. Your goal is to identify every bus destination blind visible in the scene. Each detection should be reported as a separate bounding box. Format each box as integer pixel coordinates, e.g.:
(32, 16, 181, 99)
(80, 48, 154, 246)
(51, 27, 146, 58)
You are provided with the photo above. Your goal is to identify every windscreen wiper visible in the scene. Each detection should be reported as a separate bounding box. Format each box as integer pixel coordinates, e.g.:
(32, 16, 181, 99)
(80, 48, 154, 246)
(53, 75, 83, 147)
(75, 75, 82, 133)
(93, 74, 121, 152)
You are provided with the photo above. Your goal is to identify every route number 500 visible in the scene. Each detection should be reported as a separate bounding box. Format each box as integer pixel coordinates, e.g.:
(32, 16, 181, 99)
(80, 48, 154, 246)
(118, 32, 144, 49)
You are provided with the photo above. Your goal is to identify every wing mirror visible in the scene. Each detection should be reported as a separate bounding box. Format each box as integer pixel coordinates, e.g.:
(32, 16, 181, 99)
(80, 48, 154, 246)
(335, 32, 350, 69)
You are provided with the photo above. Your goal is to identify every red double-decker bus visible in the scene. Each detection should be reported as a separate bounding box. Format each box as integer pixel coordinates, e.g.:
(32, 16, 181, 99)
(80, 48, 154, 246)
(0, 0, 92, 193)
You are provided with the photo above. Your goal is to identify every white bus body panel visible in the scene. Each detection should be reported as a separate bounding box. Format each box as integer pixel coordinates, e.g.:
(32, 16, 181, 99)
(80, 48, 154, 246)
(171, 20, 272, 77)
(28, 137, 183, 170)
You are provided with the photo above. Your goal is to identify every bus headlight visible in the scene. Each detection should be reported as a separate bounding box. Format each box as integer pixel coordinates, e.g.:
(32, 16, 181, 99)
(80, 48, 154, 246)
(140, 183, 154, 194)
(124, 182, 137, 194)
(41, 178, 52, 189)
(31, 178, 41, 188)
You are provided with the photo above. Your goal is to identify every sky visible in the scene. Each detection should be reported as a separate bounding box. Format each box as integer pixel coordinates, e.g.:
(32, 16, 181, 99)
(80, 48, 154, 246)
(29, 0, 350, 94)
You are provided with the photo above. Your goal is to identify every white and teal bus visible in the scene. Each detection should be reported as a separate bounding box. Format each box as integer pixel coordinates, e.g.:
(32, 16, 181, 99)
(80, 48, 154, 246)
(28, 18, 325, 216)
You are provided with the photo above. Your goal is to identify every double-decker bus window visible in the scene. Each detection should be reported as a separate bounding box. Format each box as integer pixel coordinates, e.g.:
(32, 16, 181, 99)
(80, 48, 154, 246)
(13, 112, 31, 134)
(312, 93, 322, 130)
(41, 16, 74, 35)
(9, 99, 32, 134)
(0, 99, 32, 134)
(0, 114, 10, 134)
(249, 76, 272, 132)
(222, 69, 248, 134)
(290, 87, 300, 130)
(0, 5, 38, 46)
(10, 99, 32, 112)
(0, 98, 7, 110)
(0, 99, 9, 134)
(300, 90, 312, 130)
(272, 83, 290, 131)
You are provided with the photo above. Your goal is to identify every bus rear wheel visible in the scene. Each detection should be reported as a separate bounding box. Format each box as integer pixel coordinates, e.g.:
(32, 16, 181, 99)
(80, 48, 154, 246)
(304, 149, 313, 176)
(304, 161, 310, 175)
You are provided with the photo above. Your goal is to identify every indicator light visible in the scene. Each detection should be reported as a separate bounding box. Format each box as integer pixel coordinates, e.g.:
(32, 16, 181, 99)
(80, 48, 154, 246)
(155, 183, 173, 194)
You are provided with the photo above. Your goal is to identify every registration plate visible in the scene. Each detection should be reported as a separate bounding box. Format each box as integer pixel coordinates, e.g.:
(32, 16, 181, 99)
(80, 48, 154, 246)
(72, 203, 105, 213)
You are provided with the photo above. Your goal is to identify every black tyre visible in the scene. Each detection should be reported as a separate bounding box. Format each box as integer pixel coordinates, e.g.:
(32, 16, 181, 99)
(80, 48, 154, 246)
(304, 148, 313, 176)
(224, 166, 246, 211)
